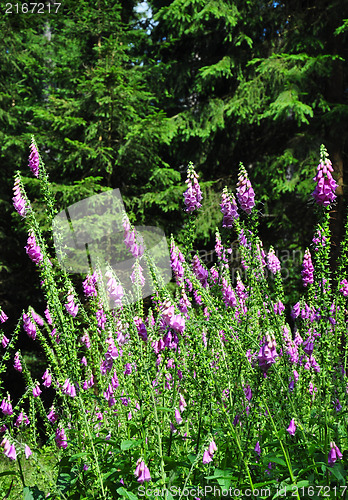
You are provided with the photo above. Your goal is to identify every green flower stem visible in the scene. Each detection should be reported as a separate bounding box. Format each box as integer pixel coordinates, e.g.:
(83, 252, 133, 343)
(146, 370, 166, 486)
(77, 394, 106, 499)
(262, 398, 300, 499)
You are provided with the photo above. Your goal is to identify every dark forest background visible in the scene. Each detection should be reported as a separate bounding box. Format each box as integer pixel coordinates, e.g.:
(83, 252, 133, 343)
(1, 0, 348, 324)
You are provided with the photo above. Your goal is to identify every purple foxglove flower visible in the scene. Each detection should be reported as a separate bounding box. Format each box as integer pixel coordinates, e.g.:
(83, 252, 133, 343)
(202, 449, 213, 464)
(291, 302, 300, 319)
(208, 441, 217, 456)
(82, 272, 98, 297)
(80, 331, 91, 349)
(170, 240, 185, 284)
(236, 163, 255, 214)
(244, 385, 252, 401)
(267, 248, 281, 274)
(192, 255, 209, 288)
(220, 187, 239, 227)
(312, 146, 337, 206)
(25, 232, 43, 265)
(301, 249, 314, 287)
(222, 278, 237, 308)
(1, 335, 9, 348)
(29, 141, 40, 177)
(47, 406, 58, 423)
(15, 411, 24, 427)
(328, 441, 343, 466)
(33, 384, 41, 398)
(25, 445, 32, 459)
(22, 313, 37, 340)
(175, 408, 183, 425)
(96, 307, 106, 330)
(302, 336, 314, 356)
(12, 176, 27, 217)
(0, 310, 8, 323)
(55, 427, 68, 449)
(339, 279, 348, 297)
(254, 441, 261, 455)
(274, 300, 285, 315)
(4, 443, 17, 461)
(65, 293, 78, 317)
(257, 333, 278, 372)
(42, 368, 52, 388)
(134, 459, 151, 483)
(31, 311, 44, 326)
(183, 163, 203, 213)
(287, 418, 296, 436)
(124, 363, 132, 376)
(312, 229, 326, 251)
(44, 307, 53, 325)
(1, 398, 13, 416)
(179, 394, 187, 412)
(81, 356, 87, 366)
(134, 317, 148, 342)
(105, 271, 124, 308)
(335, 399, 342, 412)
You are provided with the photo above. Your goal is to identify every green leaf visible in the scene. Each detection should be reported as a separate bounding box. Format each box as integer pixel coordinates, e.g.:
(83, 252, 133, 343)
(120, 439, 142, 451)
(116, 487, 138, 500)
(23, 486, 46, 500)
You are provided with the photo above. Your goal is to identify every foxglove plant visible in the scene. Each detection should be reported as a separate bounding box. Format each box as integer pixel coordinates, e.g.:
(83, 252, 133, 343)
(1, 140, 348, 498)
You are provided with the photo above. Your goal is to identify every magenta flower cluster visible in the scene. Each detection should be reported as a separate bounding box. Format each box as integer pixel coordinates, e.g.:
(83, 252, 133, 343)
(28, 141, 40, 178)
(183, 163, 202, 213)
(220, 187, 239, 227)
(203, 440, 217, 464)
(301, 249, 314, 287)
(236, 163, 255, 214)
(312, 147, 337, 206)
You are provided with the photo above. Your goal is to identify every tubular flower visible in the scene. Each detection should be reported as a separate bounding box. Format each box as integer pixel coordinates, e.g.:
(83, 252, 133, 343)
(1, 438, 16, 461)
(257, 332, 278, 372)
(203, 440, 217, 464)
(134, 459, 151, 483)
(183, 163, 202, 213)
(29, 141, 40, 177)
(32, 384, 41, 398)
(192, 255, 209, 288)
(0, 309, 8, 324)
(339, 279, 348, 297)
(42, 369, 52, 388)
(220, 187, 239, 227)
(134, 317, 148, 342)
(82, 272, 98, 297)
(105, 271, 124, 308)
(301, 249, 314, 287)
(55, 427, 68, 449)
(328, 441, 343, 467)
(25, 232, 43, 265)
(312, 146, 337, 206)
(170, 240, 185, 284)
(287, 418, 296, 436)
(236, 163, 255, 214)
(14, 352, 22, 372)
(267, 248, 281, 274)
(65, 293, 78, 317)
(0, 397, 13, 416)
(23, 313, 37, 340)
(12, 175, 27, 217)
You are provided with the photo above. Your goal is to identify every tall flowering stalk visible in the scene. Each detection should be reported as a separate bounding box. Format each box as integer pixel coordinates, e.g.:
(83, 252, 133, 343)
(312, 145, 337, 207)
(183, 162, 202, 213)
(236, 163, 255, 215)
